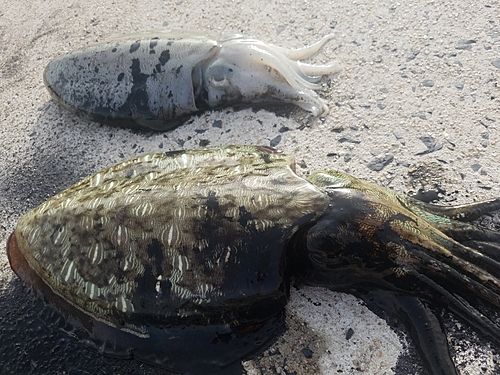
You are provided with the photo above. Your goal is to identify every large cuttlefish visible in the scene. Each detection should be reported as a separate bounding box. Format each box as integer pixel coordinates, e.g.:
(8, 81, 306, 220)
(7, 146, 500, 374)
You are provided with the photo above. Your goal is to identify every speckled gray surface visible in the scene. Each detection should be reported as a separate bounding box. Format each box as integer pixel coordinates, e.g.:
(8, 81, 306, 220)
(0, 1, 499, 374)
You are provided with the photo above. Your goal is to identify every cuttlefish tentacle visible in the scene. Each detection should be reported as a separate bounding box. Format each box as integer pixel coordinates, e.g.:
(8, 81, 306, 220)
(270, 34, 336, 60)
(409, 269, 500, 340)
(374, 196, 500, 302)
(434, 223, 500, 263)
(308, 170, 500, 351)
(393, 194, 500, 280)
(402, 197, 500, 258)
(431, 221, 500, 244)
(461, 241, 500, 259)
(422, 224, 500, 280)
(203, 38, 337, 116)
(297, 62, 341, 81)
(247, 46, 323, 90)
(408, 247, 500, 307)
(340, 180, 500, 276)
(219, 39, 340, 90)
(403, 196, 500, 222)
(362, 200, 500, 304)
(372, 196, 500, 367)
(373, 193, 500, 349)
(409, 270, 500, 342)
(363, 291, 459, 375)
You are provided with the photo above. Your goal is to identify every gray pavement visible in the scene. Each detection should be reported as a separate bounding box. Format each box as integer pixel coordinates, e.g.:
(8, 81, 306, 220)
(0, 1, 499, 374)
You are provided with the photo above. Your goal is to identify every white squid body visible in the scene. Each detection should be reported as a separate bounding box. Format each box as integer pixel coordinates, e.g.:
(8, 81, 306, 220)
(44, 30, 341, 130)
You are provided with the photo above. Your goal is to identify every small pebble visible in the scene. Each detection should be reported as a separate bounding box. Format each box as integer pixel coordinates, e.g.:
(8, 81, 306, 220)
(301, 348, 313, 359)
(406, 51, 419, 61)
(268, 347, 281, 357)
(411, 112, 427, 120)
(422, 79, 434, 87)
(346, 328, 355, 340)
(270, 135, 282, 147)
(199, 139, 210, 147)
(416, 136, 442, 155)
(455, 39, 476, 50)
(478, 184, 492, 190)
(367, 155, 394, 171)
(339, 137, 360, 144)
(471, 163, 482, 172)
(275, 25, 286, 35)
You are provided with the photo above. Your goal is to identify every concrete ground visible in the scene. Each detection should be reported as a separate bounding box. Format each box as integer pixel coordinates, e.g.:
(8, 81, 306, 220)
(0, 0, 499, 374)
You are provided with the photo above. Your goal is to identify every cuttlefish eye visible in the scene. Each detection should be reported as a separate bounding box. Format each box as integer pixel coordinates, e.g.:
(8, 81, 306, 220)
(206, 64, 233, 88)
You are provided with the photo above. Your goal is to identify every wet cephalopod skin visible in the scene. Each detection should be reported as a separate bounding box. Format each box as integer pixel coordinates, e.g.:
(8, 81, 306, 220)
(44, 31, 341, 131)
(7, 146, 500, 374)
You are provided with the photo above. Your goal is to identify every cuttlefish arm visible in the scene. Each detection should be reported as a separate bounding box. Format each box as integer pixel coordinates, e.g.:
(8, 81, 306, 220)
(203, 34, 341, 117)
(305, 171, 500, 375)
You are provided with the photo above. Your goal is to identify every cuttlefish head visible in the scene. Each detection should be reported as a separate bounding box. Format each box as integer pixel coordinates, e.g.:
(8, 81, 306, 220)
(200, 34, 341, 117)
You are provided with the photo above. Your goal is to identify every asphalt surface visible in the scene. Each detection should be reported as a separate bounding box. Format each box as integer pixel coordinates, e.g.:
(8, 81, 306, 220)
(0, 1, 499, 374)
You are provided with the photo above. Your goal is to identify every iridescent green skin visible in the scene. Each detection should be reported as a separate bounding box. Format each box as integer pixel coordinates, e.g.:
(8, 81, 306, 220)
(7, 145, 500, 374)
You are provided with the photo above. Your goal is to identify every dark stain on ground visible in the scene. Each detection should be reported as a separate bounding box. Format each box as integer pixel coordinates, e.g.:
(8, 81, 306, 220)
(0, 146, 93, 217)
(0, 279, 174, 375)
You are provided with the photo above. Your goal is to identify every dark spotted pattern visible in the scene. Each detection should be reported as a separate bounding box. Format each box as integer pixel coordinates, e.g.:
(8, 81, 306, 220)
(43, 31, 341, 130)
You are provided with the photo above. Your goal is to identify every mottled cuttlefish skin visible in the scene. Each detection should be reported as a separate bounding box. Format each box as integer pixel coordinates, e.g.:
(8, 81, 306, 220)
(13, 145, 327, 318)
(43, 30, 341, 130)
(7, 145, 328, 373)
(7, 145, 500, 375)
